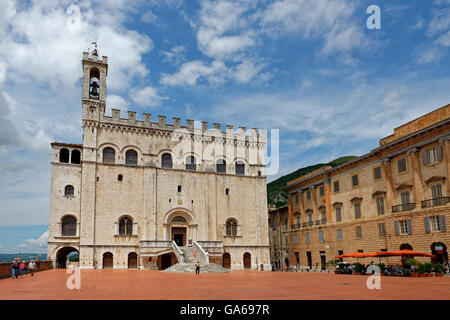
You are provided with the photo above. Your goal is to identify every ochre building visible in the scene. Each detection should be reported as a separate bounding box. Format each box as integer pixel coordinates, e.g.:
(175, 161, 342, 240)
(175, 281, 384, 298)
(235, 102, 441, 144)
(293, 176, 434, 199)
(286, 104, 450, 269)
(47, 50, 271, 271)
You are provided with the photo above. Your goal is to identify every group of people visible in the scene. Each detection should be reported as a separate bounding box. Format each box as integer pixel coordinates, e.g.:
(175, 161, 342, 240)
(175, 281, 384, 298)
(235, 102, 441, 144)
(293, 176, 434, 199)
(11, 259, 37, 279)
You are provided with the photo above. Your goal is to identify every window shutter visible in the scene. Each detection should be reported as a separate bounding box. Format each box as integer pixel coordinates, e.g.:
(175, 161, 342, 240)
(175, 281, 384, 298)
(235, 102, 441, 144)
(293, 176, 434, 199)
(424, 217, 430, 233)
(407, 219, 412, 235)
(422, 151, 429, 166)
(436, 146, 443, 161)
(440, 215, 446, 231)
(394, 221, 399, 235)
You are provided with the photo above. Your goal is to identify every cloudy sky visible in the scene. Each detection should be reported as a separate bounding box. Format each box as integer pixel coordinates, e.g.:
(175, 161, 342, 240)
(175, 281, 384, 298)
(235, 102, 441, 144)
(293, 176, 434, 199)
(0, 0, 449, 253)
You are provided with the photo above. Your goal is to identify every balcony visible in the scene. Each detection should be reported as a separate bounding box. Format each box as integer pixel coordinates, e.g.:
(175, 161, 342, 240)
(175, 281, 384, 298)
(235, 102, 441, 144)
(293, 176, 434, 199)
(392, 203, 416, 213)
(314, 219, 327, 226)
(303, 221, 314, 227)
(421, 197, 450, 208)
(291, 224, 301, 229)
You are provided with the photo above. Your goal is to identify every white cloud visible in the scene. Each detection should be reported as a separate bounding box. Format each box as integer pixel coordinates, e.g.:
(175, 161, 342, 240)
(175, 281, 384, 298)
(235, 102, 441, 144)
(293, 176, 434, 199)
(130, 86, 168, 107)
(160, 45, 187, 65)
(17, 231, 48, 252)
(161, 60, 228, 86)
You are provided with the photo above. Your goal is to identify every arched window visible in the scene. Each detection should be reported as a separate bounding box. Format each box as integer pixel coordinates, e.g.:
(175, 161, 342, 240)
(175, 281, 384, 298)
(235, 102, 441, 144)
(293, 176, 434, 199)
(103, 147, 115, 164)
(172, 216, 187, 223)
(161, 153, 173, 169)
(226, 219, 238, 236)
(71, 150, 81, 164)
(89, 68, 100, 99)
(186, 155, 196, 171)
(60, 148, 69, 163)
(235, 161, 245, 175)
(64, 185, 74, 196)
(125, 149, 138, 165)
(119, 217, 133, 235)
(216, 159, 226, 173)
(62, 216, 77, 236)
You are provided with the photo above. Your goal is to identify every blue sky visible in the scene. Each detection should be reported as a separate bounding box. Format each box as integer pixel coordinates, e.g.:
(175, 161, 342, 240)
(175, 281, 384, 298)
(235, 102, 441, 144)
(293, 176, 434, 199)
(0, 0, 449, 253)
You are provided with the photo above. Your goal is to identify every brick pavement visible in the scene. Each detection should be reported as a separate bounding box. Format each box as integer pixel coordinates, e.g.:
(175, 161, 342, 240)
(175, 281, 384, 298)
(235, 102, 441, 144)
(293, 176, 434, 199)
(1, 270, 450, 300)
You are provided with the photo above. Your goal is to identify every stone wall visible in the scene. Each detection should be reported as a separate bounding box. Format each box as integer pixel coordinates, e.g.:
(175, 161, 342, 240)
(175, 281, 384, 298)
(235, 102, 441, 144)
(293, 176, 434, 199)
(0, 261, 53, 279)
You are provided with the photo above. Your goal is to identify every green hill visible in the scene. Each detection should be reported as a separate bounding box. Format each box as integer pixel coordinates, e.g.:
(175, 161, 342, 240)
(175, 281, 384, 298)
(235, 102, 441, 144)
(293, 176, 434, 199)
(267, 156, 357, 208)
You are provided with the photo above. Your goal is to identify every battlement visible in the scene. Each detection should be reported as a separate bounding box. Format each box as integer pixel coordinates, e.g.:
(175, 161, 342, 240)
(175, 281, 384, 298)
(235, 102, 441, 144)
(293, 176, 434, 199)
(84, 105, 266, 143)
(82, 51, 108, 64)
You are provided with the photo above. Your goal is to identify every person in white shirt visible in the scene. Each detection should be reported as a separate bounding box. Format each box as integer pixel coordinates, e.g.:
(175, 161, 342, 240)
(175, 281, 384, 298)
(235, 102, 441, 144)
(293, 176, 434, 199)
(28, 260, 36, 276)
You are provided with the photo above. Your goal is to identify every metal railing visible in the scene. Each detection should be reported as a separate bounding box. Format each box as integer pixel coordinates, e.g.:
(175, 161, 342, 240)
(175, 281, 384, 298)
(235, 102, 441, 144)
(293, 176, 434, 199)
(392, 203, 416, 213)
(314, 219, 327, 226)
(171, 240, 184, 263)
(291, 224, 301, 229)
(421, 197, 450, 208)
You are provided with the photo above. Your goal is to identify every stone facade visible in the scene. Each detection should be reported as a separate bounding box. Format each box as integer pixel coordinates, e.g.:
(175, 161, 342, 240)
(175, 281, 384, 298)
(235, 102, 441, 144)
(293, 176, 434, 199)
(47, 50, 271, 271)
(286, 104, 450, 270)
(268, 205, 289, 270)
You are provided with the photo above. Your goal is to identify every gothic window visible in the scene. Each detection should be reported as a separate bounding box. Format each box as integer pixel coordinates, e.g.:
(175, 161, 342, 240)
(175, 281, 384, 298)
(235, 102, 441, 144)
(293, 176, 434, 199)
(103, 147, 115, 164)
(64, 185, 74, 196)
(235, 161, 245, 175)
(62, 216, 77, 236)
(125, 149, 138, 165)
(71, 150, 81, 164)
(226, 219, 238, 236)
(186, 155, 196, 171)
(59, 148, 69, 163)
(162, 153, 173, 168)
(216, 159, 226, 173)
(119, 217, 133, 235)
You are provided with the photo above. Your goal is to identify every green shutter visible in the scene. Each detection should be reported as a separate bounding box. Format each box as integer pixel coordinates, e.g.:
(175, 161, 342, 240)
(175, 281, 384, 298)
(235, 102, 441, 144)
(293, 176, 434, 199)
(394, 221, 399, 235)
(422, 150, 429, 165)
(440, 215, 446, 231)
(407, 219, 412, 235)
(424, 217, 430, 233)
(436, 146, 443, 162)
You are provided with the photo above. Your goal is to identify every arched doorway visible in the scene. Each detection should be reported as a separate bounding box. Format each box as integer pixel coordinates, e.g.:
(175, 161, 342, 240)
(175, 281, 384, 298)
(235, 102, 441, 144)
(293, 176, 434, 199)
(160, 253, 173, 270)
(128, 252, 138, 269)
(103, 252, 113, 269)
(243, 252, 251, 269)
(171, 216, 187, 246)
(222, 253, 231, 269)
(56, 247, 79, 269)
(400, 244, 413, 265)
(431, 242, 448, 264)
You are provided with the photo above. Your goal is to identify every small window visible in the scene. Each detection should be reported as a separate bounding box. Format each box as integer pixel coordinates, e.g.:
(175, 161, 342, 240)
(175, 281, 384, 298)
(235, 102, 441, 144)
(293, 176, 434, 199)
(374, 167, 382, 180)
(178, 185, 182, 193)
(305, 232, 310, 243)
(355, 226, 362, 239)
(295, 215, 300, 225)
(307, 213, 312, 222)
(352, 175, 359, 187)
(429, 216, 444, 232)
(226, 219, 238, 236)
(398, 220, 411, 235)
(235, 161, 245, 175)
(64, 185, 74, 196)
(272, 218, 277, 230)
(333, 181, 339, 192)
(186, 156, 196, 171)
(71, 150, 81, 164)
(431, 184, 443, 199)
(125, 150, 138, 165)
(226, 188, 229, 195)
(294, 234, 298, 244)
(397, 158, 407, 173)
(336, 207, 342, 222)
(103, 148, 115, 164)
(422, 146, 443, 165)
(320, 209, 326, 222)
(216, 159, 226, 173)
(378, 223, 386, 236)
(162, 153, 173, 169)
(319, 186, 324, 197)
(118, 174, 123, 181)
(337, 229, 342, 241)
(319, 231, 324, 243)
(59, 148, 69, 163)
(354, 202, 361, 219)
(62, 216, 77, 236)
(119, 217, 133, 235)
(306, 191, 311, 200)
(285, 234, 289, 245)
(258, 171, 261, 176)
(295, 194, 299, 204)
(376, 197, 385, 215)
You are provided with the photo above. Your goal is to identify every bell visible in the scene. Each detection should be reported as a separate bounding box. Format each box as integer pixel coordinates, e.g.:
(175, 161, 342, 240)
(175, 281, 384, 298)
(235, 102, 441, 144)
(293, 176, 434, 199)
(90, 82, 99, 97)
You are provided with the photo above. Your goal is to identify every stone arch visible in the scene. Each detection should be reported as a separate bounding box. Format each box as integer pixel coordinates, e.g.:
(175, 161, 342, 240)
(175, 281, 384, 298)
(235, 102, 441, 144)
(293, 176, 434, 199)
(59, 148, 70, 163)
(163, 208, 198, 243)
(163, 207, 197, 225)
(103, 252, 113, 269)
(243, 252, 251, 269)
(222, 252, 231, 269)
(128, 252, 138, 269)
(55, 246, 79, 269)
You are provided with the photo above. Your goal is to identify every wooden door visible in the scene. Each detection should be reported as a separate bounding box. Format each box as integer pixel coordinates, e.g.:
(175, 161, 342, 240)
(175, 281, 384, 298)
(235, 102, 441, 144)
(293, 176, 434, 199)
(222, 253, 231, 269)
(128, 252, 137, 269)
(103, 252, 113, 269)
(243, 252, 251, 269)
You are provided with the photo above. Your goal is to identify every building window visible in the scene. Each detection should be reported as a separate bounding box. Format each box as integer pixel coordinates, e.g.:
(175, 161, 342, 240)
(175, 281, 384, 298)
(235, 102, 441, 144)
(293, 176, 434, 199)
(337, 229, 342, 241)
(285, 234, 289, 245)
(186, 155, 196, 171)
(71, 150, 81, 164)
(355, 226, 362, 239)
(354, 202, 361, 219)
(397, 158, 407, 173)
(125, 149, 138, 165)
(307, 191, 311, 200)
(162, 153, 173, 168)
(294, 234, 298, 244)
(422, 146, 443, 165)
(333, 181, 339, 192)
(226, 219, 238, 236)
(295, 215, 300, 225)
(395, 219, 412, 235)
(119, 217, 133, 235)
(319, 186, 324, 197)
(305, 232, 310, 243)
(273, 218, 277, 230)
(378, 223, 386, 236)
(225, 188, 229, 195)
(376, 197, 385, 215)
(295, 194, 299, 204)
(103, 147, 115, 164)
(62, 216, 77, 236)
(177, 185, 182, 193)
(118, 174, 123, 181)
(374, 167, 382, 180)
(59, 148, 70, 163)
(336, 207, 342, 222)
(216, 159, 226, 173)
(64, 185, 74, 196)
(400, 191, 410, 205)
(319, 231, 324, 242)
(431, 184, 443, 199)
(235, 161, 245, 175)
(307, 213, 312, 222)
(352, 175, 359, 187)
(426, 216, 447, 232)
(320, 209, 326, 222)
(284, 219, 288, 230)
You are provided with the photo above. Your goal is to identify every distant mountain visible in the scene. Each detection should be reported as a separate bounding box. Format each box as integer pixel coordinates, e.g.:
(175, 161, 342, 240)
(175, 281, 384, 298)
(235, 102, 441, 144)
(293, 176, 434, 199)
(0, 253, 47, 263)
(267, 156, 357, 208)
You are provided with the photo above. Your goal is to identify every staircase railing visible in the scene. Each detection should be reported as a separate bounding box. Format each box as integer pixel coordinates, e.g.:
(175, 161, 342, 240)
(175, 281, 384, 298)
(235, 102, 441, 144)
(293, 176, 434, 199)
(172, 241, 184, 263)
(193, 240, 209, 263)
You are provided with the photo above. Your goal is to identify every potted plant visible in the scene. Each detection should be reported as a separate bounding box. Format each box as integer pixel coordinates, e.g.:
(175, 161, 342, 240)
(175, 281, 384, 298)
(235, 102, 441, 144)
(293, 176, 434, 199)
(418, 263, 427, 277)
(434, 263, 444, 277)
(377, 263, 386, 276)
(422, 262, 433, 277)
(328, 259, 340, 274)
(407, 259, 420, 277)
(354, 262, 362, 275)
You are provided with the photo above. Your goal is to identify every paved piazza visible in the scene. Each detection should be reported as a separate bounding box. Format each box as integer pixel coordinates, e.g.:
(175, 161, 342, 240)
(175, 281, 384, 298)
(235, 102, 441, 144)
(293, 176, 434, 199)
(1, 270, 450, 300)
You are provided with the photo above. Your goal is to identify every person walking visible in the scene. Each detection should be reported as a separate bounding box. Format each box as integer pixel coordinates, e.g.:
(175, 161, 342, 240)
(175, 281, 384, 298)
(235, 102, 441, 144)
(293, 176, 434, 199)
(29, 260, 36, 277)
(11, 260, 19, 279)
(19, 261, 25, 277)
(195, 261, 201, 274)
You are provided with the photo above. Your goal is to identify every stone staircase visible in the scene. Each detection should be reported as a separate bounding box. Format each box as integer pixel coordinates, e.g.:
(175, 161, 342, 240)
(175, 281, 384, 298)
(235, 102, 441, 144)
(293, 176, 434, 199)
(163, 246, 230, 273)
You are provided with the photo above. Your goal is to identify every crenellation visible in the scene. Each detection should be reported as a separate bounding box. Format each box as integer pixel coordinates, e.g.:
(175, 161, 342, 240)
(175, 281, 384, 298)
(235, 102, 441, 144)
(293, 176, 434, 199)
(186, 119, 194, 130)
(173, 117, 181, 128)
(128, 111, 136, 122)
(214, 123, 221, 130)
(112, 109, 120, 120)
(202, 121, 208, 131)
(158, 115, 166, 127)
(143, 113, 151, 125)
